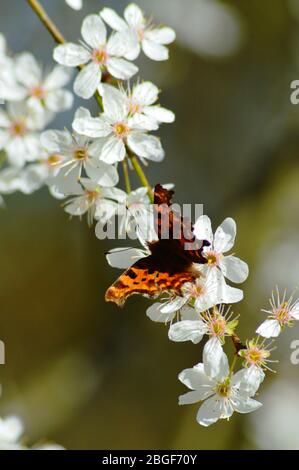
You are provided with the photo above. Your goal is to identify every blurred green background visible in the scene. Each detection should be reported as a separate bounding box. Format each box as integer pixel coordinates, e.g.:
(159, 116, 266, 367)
(1, 0, 299, 450)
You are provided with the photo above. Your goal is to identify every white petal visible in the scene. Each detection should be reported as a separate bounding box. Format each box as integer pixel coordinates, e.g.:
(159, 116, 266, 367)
(81, 15, 107, 48)
(145, 27, 176, 45)
(146, 302, 175, 323)
(65, 0, 82, 9)
(85, 160, 118, 187)
(216, 277, 244, 304)
(196, 396, 227, 427)
(44, 65, 73, 90)
(230, 397, 262, 414)
(45, 90, 73, 112)
(123, 34, 141, 61)
(72, 117, 111, 138)
(100, 8, 127, 31)
(181, 306, 200, 321)
(53, 43, 90, 67)
(106, 31, 131, 57)
(127, 133, 164, 161)
(74, 62, 101, 99)
(0, 130, 9, 149)
(107, 57, 138, 80)
(214, 217, 236, 253)
(99, 84, 127, 121)
(124, 3, 144, 28)
(64, 198, 89, 216)
(160, 296, 187, 314)
(169, 320, 207, 344)
(15, 53, 41, 88)
(231, 366, 265, 397)
(203, 337, 229, 382)
(5, 138, 27, 167)
(132, 82, 159, 106)
(142, 39, 169, 61)
(256, 319, 281, 338)
(179, 390, 211, 405)
(74, 107, 91, 121)
(94, 200, 118, 230)
(100, 137, 126, 164)
(106, 247, 146, 269)
(129, 113, 158, 131)
(0, 109, 11, 128)
(143, 106, 175, 123)
(290, 301, 299, 320)
(193, 215, 213, 243)
(41, 129, 72, 154)
(220, 255, 249, 284)
(178, 363, 213, 391)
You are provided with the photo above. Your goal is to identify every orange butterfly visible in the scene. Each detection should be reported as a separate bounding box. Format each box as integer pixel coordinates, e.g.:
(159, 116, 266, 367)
(105, 184, 210, 306)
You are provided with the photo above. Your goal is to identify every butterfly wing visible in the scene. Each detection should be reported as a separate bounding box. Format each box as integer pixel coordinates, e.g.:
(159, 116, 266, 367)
(153, 184, 209, 263)
(105, 254, 195, 307)
(105, 184, 208, 307)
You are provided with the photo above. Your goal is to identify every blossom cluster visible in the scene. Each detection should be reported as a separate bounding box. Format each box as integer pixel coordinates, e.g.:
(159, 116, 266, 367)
(1, 1, 297, 434)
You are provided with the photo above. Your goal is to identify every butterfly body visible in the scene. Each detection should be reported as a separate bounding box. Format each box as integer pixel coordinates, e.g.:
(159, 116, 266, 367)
(105, 184, 209, 306)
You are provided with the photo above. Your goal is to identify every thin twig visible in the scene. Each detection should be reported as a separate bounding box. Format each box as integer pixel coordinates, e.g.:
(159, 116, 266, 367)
(27, 0, 66, 44)
(122, 159, 132, 194)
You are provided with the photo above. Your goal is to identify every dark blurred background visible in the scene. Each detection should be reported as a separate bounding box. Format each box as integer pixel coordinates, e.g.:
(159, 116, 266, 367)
(1, 0, 299, 449)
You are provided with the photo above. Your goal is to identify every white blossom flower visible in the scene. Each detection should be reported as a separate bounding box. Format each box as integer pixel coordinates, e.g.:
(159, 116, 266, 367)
(53, 14, 138, 99)
(146, 270, 226, 325)
(238, 337, 276, 372)
(0, 101, 44, 167)
(101, 4, 176, 61)
(65, 0, 82, 10)
(0, 35, 25, 102)
(256, 289, 299, 338)
(99, 81, 175, 129)
(147, 300, 198, 324)
(63, 178, 123, 227)
(15, 53, 73, 114)
(194, 215, 249, 285)
(179, 338, 264, 427)
(168, 305, 238, 345)
(73, 85, 164, 164)
(0, 164, 48, 195)
(116, 186, 152, 237)
(41, 108, 119, 195)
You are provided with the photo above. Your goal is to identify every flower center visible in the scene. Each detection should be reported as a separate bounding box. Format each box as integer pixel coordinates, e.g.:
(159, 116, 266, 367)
(10, 120, 27, 137)
(184, 282, 206, 299)
(209, 317, 227, 338)
(113, 122, 130, 139)
(30, 86, 45, 99)
(274, 302, 291, 325)
(86, 190, 100, 204)
(47, 154, 61, 166)
(129, 101, 142, 115)
(74, 147, 88, 161)
(215, 381, 230, 398)
(205, 250, 220, 266)
(137, 27, 145, 41)
(92, 48, 108, 65)
(246, 346, 269, 366)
